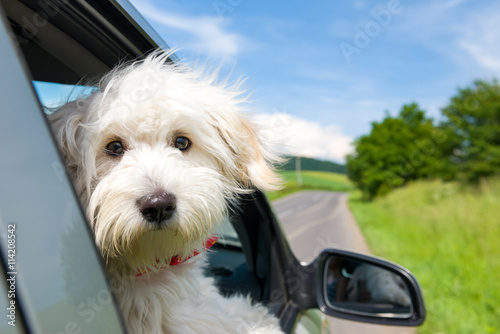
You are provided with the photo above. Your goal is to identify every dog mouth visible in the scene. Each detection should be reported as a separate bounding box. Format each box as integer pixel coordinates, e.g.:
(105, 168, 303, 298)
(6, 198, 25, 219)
(91, 186, 225, 262)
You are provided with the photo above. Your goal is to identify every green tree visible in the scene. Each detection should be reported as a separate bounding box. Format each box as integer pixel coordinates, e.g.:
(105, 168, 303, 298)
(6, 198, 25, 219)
(441, 79, 500, 182)
(347, 103, 444, 199)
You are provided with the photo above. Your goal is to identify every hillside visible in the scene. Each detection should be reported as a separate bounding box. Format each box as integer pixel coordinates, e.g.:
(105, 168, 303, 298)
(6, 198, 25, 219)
(280, 156, 346, 174)
(267, 170, 353, 201)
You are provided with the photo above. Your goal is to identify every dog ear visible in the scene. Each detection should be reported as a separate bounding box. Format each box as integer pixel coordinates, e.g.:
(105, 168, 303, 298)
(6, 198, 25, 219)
(48, 100, 85, 174)
(206, 108, 283, 192)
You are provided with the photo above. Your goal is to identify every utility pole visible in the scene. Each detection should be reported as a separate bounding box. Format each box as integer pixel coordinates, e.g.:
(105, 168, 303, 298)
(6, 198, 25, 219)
(295, 156, 302, 186)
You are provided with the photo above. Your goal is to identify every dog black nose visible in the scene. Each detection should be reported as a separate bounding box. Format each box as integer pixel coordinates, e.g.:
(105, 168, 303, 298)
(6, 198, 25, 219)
(138, 193, 176, 224)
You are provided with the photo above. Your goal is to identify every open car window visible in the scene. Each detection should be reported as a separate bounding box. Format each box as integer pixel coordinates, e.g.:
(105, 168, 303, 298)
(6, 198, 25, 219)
(33, 81, 96, 111)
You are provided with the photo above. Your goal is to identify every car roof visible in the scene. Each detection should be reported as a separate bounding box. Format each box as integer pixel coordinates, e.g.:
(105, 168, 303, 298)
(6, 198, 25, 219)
(4, 0, 176, 84)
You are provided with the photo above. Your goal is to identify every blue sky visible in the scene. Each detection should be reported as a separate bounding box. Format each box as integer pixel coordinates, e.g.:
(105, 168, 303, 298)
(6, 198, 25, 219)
(56, 0, 500, 163)
(127, 0, 500, 163)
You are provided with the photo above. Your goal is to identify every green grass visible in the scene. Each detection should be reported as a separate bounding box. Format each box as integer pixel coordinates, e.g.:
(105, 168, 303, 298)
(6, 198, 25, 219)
(348, 179, 500, 334)
(266, 170, 354, 201)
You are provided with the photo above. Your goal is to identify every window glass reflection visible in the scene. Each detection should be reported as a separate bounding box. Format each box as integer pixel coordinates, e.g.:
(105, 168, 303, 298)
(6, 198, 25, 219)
(0, 28, 124, 332)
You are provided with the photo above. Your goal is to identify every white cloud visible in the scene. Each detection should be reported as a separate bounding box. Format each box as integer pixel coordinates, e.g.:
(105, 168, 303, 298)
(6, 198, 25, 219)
(131, 1, 243, 58)
(394, 1, 500, 74)
(252, 113, 354, 163)
(442, 0, 469, 9)
(456, 10, 500, 72)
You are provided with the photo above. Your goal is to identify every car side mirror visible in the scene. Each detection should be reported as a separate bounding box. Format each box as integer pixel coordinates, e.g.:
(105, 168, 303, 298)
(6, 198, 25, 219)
(314, 249, 426, 326)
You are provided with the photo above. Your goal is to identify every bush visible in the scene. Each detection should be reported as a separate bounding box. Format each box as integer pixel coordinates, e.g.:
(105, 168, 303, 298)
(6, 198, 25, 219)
(346, 103, 444, 199)
(441, 79, 500, 182)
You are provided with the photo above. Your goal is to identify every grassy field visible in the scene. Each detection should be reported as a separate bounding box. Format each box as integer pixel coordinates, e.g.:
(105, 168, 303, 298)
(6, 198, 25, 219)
(268, 171, 499, 332)
(349, 179, 500, 334)
(266, 170, 354, 201)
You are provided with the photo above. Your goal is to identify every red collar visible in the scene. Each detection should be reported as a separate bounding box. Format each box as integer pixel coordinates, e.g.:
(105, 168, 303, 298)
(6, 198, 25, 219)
(135, 236, 218, 277)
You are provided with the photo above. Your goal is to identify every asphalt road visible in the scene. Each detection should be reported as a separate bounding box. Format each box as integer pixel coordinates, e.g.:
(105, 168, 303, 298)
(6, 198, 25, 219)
(272, 191, 415, 334)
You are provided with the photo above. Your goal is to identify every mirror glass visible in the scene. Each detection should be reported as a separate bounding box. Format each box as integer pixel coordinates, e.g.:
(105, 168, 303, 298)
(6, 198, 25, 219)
(324, 256, 413, 318)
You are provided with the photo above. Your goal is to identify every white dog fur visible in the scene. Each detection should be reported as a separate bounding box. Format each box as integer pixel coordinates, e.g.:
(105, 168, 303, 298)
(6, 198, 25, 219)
(50, 51, 284, 334)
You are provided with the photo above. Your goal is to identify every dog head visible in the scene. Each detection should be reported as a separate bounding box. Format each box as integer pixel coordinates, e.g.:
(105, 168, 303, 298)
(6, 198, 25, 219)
(50, 52, 281, 272)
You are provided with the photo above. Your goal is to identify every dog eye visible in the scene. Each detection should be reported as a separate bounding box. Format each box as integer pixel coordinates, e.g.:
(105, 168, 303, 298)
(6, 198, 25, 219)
(174, 136, 191, 151)
(105, 141, 124, 156)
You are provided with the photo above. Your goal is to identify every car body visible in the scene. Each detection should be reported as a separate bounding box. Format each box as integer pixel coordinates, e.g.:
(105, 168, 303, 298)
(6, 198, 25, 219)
(0, 1, 425, 333)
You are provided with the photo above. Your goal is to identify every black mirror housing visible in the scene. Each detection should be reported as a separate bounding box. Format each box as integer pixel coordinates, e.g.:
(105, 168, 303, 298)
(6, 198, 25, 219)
(302, 249, 426, 327)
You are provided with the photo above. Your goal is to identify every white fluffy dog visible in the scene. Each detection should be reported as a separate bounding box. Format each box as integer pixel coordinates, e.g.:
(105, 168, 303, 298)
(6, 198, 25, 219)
(50, 52, 284, 334)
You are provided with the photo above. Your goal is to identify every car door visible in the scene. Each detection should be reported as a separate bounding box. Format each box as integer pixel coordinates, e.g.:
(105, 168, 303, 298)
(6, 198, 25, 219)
(0, 7, 126, 333)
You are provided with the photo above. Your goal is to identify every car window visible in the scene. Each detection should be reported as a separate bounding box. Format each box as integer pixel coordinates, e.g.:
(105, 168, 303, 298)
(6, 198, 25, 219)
(0, 19, 125, 333)
(33, 81, 95, 112)
(215, 216, 242, 248)
(0, 273, 23, 334)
